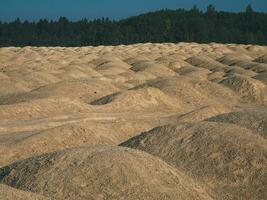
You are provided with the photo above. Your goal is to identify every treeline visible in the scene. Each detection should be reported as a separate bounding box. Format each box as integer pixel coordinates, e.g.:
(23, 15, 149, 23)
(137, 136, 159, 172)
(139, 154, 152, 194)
(0, 5, 267, 46)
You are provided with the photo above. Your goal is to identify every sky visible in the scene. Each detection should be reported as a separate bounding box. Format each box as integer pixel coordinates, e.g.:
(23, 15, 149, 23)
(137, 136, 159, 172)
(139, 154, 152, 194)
(0, 0, 267, 22)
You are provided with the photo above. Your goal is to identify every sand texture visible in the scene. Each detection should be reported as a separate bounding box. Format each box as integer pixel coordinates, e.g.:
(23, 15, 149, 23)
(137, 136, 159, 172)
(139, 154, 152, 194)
(0, 43, 267, 199)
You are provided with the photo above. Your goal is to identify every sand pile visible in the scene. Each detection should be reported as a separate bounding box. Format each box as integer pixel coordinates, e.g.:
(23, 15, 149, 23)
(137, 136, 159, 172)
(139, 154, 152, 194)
(206, 108, 267, 138)
(0, 97, 93, 120)
(0, 118, 162, 166)
(219, 75, 267, 103)
(135, 76, 240, 111)
(0, 145, 212, 200)
(224, 66, 257, 77)
(186, 55, 226, 71)
(217, 53, 253, 66)
(253, 72, 267, 84)
(90, 87, 183, 112)
(1, 42, 267, 199)
(121, 121, 267, 200)
(254, 54, 267, 64)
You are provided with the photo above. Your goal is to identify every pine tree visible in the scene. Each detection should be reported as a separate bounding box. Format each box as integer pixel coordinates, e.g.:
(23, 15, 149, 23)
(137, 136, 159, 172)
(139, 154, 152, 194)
(245, 4, 254, 13)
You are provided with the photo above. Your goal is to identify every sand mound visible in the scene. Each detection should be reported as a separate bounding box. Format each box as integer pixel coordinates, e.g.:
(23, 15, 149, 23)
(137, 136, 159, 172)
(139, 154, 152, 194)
(0, 122, 115, 165)
(0, 78, 30, 97)
(219, 75, 267, 103)
(155, 55, 192, 72)
(35, 78, 120, 102)
(0, 184, 50, 200)
(186, 55, 226, 71)
(175, 66, 201, 75)
(217, 53, 253, 66)
(93, 60, 134, 77)
(0, 97, 92, 120)
(254, 54, 267, 64)
(242, 62, 267, 73)
(137, 76, 240, 110)
(1, 43, 267, 199)
(224, 66, 257, 77)
(56, 66, 102, 81)
(177, 67, 211, 80)
(19, 71, 61, 90)
(253, 72, 267, 84)
(90, 87, 182, 112)
(171, 105, 231, 123)
(130, 61, 177, 77)
(0, 145, 212, 200)
(0, 118, 159, 166)
(121, 121, 267, 200)
(206, 108, 267, 138)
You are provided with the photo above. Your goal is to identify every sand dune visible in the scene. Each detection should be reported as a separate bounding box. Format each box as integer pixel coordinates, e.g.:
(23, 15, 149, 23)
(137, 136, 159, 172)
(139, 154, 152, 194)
(1, 42, 267, 199)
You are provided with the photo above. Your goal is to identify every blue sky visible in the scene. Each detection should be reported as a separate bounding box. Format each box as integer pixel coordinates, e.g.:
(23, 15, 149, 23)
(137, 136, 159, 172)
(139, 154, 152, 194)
(0, 0, 267, 22)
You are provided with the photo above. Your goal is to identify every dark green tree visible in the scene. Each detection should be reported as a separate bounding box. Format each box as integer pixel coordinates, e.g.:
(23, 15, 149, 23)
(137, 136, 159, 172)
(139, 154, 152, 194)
(0, 5, 267, 46)
(245, 4, 254, 13)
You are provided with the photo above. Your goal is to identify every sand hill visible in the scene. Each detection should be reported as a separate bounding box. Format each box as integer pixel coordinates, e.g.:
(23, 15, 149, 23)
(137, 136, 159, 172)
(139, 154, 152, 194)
(0, 43, 267, 199)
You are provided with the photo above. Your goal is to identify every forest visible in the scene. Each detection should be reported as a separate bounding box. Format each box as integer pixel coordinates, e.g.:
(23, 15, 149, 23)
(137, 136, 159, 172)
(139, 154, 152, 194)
(0, 5, 267, 46)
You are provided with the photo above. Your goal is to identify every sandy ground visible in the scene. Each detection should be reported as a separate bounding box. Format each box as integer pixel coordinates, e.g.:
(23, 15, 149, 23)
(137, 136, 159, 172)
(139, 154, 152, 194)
(0, 43, 267, 199)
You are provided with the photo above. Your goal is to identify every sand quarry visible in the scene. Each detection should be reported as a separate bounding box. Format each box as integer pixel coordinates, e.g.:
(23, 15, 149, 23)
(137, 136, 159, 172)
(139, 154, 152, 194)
(0, 43, 267, 200)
